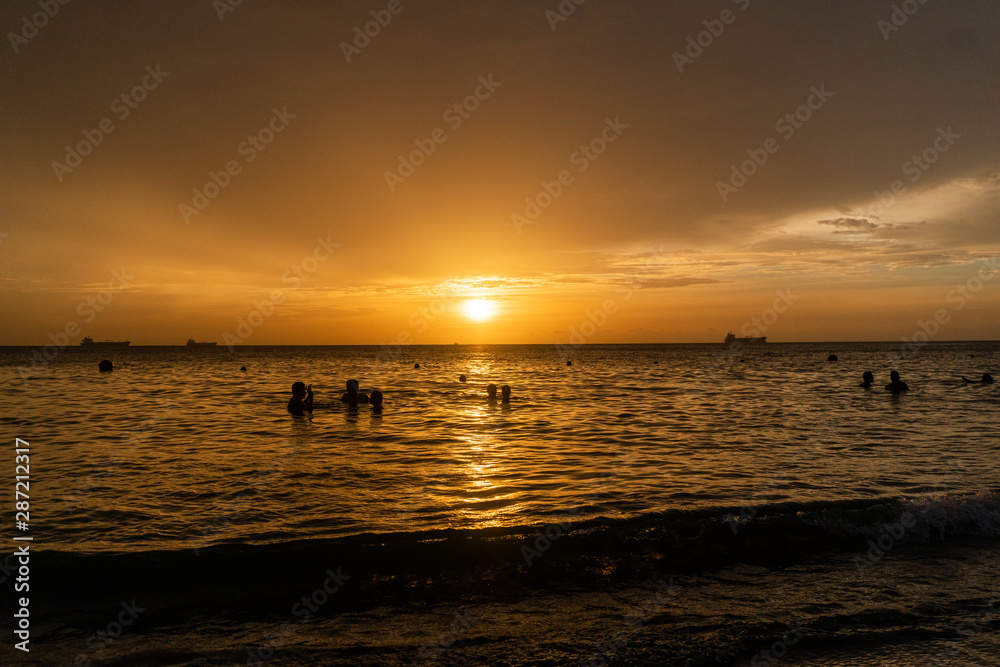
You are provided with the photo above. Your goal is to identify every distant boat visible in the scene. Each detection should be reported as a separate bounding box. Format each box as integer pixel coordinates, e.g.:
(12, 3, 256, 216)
(724, 331, 767, 345)
(81, 336, 130, 347)
(186, 339, 218, 347)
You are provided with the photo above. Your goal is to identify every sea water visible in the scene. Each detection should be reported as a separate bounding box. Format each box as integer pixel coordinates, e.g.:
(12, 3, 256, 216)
(1, 342, 998, 665)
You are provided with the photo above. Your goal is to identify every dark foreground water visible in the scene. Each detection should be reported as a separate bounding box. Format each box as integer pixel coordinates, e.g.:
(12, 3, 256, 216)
(1, 342, 998, 665)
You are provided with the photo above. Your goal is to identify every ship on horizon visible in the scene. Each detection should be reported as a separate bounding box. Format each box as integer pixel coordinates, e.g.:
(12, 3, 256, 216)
(724, 331, 767, 345)
(81, 336, 130, 347)
(186, 339, 218, 347)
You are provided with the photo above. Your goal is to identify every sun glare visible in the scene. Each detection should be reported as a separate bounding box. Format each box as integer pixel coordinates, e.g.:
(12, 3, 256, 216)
(463, 299, 495, 322)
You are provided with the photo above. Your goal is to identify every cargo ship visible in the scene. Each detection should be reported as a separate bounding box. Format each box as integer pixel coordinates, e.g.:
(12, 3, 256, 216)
(186, 339, 218, 347)
(724, 332, 767, 345)
(81, 336, 130, 347)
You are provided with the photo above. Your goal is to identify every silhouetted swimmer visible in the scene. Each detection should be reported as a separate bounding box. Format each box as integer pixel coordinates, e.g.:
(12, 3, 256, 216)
(885, 370, 909, 393)
(98, 359, 113, 372)
(240, 366, 247, 372)
(501, 384, 511, 404)
(828, 354, 838, 362)
(370, 390, 384, 415)
(487, 383, 498, 401)
(414, 363, 420, 369)
(287, 382, 313, 416)
(458, 374, 467, 383)
(860, 371, 874, 388)
(567, 360, 573, 366)
(341, 378, 370, 404)
(962, 373, 994, 384)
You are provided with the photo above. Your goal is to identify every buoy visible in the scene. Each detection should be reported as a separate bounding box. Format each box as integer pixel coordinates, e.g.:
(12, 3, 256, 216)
(98, 359, 114, 372)
(828, 354, 838, 362)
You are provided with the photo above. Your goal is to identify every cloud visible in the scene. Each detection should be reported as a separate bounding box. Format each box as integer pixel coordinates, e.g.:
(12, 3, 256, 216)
(817, 218, 879, 234)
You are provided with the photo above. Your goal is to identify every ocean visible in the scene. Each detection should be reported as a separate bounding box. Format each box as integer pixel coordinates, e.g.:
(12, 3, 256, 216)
(1, 342, 998, 666)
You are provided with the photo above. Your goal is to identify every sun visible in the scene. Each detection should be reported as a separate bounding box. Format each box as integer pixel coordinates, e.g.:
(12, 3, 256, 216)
(462, 298, 495, 322)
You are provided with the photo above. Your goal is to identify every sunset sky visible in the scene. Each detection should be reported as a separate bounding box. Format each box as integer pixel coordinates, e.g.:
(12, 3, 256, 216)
(2, 0, 998, 345)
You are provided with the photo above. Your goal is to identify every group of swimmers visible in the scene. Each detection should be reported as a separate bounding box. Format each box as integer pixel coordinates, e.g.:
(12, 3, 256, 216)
(286, 377, 513, 416)
(860, 370, 994, 393)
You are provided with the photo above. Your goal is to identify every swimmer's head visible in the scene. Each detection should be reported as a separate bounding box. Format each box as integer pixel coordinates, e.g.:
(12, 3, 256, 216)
(862, 371, 874, 383)
(890, 370, 900, 381)
(291, 381, 307, 397)
(346, 378, 359, 394)
(459, 374, 467, 383)
(487, 383, 497, 398)
(501, 384, 511, 400)
(370, 390, 383, 406)
(984, 373, 995, 384)
(98, 359, 113, 372)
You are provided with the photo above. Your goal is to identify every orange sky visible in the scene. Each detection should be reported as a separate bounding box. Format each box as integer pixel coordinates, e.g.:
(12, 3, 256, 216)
(1, 1, 998, 345)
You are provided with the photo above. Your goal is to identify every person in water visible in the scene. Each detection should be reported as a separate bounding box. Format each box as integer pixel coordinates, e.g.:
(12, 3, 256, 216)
(487, 383, 498, 401)
(962, 373, 995, 384)
(341, 379, 370, 404)
(885, 371, 909, 393)
(287, 382, 314, 416)
(860, 371, 874, 388)
(501, 384, 511, 404)
(370, 390, 384, 415)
